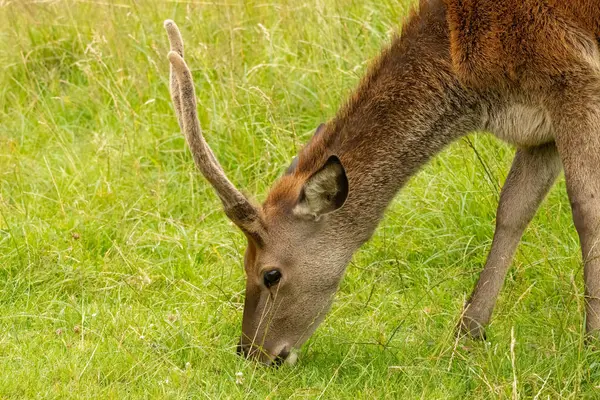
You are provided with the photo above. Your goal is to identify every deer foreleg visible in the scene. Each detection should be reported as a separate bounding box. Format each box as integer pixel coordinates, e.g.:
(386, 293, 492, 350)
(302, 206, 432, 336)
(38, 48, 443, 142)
(460, 143, 561, 338)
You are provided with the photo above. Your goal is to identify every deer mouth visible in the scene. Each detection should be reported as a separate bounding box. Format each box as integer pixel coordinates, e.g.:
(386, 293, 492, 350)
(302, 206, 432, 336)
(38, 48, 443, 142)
(237, 341, 299, 366)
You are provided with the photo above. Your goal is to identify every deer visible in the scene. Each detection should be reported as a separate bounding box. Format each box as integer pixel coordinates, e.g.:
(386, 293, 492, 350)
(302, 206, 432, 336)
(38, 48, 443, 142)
(163, 0, 600, 365)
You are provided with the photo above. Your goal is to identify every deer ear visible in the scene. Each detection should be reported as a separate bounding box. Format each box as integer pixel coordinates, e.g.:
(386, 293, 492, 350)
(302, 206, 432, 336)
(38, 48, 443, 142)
(293, 155, 348, 220)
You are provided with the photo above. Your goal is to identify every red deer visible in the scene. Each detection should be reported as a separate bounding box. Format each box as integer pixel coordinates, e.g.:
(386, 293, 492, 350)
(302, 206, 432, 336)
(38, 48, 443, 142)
(164, 0, 600, 365)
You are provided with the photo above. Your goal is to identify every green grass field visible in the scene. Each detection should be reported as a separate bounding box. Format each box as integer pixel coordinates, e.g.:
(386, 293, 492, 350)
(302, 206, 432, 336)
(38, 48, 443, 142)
(1, 0, 599, 398)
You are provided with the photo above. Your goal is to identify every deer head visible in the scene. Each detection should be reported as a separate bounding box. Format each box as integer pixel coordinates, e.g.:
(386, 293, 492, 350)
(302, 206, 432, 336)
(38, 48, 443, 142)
(164, 20, 354, 365)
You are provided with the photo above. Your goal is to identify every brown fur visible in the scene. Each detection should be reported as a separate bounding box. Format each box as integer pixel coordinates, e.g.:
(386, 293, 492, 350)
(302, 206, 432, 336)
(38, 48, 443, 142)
(445, 0, 600, 89)
(165, 0, 600, 365)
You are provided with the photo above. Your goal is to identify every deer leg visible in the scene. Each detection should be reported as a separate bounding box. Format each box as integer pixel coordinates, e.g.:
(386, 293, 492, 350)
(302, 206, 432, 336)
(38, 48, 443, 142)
(460, 143, 561, 338)
(554, 102, 600, 336)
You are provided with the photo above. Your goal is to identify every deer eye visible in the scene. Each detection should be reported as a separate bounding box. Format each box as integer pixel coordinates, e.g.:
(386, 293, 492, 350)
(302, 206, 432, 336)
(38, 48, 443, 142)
(263, 270, 282, 288)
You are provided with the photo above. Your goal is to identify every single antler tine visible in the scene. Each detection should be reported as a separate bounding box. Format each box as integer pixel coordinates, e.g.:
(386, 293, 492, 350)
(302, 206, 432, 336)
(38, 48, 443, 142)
(167, 51, 236, 201)
(164, 20, 183, 57)
(167, 50, 265, 242)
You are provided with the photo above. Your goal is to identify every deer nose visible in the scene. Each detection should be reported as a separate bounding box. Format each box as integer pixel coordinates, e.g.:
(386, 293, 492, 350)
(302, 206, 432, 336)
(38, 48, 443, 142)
(273, 348, 290, 366)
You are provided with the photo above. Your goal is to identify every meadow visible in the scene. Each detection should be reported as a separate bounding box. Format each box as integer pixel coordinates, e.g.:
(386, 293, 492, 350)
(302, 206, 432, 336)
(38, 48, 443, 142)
(1, 0, 598, 398)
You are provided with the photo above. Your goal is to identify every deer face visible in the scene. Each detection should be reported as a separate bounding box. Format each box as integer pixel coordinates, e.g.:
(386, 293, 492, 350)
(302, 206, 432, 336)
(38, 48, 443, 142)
(237, 156, 350, 365)
(164, 20, 350, 366)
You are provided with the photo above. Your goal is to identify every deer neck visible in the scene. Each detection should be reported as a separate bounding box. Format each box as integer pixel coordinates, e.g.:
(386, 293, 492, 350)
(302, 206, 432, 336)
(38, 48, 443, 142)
(326, 4, 483, 248)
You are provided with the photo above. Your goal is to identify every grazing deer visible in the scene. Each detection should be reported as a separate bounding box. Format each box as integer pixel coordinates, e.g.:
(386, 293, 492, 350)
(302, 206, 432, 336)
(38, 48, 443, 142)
(164, 0, 600, 365)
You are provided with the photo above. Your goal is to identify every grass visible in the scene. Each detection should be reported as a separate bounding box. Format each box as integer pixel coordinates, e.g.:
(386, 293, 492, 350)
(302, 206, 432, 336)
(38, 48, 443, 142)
(0, 0, 598, 398)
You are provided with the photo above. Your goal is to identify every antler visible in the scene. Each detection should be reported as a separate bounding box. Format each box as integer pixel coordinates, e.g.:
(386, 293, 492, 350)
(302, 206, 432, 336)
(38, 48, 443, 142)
(164, 20, 265, 244)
